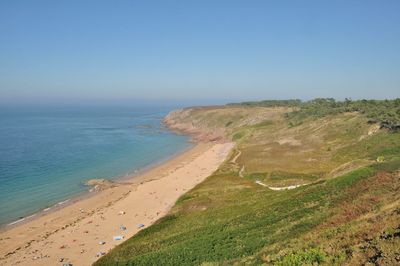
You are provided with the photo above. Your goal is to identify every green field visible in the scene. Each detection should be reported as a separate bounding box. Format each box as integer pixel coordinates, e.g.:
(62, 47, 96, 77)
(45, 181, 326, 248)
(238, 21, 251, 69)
(96, 100, 400, 265)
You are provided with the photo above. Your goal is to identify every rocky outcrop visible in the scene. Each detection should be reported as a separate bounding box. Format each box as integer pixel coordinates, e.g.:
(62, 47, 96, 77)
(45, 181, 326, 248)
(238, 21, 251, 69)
(163, 108, 226, 142)
(85, 179, 116, 192)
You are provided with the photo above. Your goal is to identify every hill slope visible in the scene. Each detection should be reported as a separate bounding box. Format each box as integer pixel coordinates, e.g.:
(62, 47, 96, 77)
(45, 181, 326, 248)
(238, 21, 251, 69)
(96, 102, 400, 265)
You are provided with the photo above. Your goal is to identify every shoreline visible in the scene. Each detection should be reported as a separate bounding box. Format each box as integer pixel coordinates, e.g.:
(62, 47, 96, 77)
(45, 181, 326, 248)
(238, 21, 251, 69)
(0, 140, 234, 266)
(0, 142, 194, 231)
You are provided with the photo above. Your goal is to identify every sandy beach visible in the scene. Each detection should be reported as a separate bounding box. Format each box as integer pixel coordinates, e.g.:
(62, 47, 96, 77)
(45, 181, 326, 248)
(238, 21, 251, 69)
(0, 141, 233, 266)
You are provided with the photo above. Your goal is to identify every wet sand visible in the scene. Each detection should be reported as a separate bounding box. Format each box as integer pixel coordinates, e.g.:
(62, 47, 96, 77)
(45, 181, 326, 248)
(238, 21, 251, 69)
(0, 142, 233, 266)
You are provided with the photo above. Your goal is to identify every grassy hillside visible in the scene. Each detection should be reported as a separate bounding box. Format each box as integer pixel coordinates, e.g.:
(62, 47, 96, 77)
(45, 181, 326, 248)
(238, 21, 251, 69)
(229, 98, 400, 131)
(96, 102, 400, 265)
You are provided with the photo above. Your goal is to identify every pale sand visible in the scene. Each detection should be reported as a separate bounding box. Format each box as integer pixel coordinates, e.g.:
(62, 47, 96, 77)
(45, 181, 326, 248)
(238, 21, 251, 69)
(0, 142, 234, 266)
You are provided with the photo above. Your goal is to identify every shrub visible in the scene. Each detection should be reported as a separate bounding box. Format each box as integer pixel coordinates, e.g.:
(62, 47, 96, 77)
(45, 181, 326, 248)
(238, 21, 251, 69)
(274, 248, 327, 266)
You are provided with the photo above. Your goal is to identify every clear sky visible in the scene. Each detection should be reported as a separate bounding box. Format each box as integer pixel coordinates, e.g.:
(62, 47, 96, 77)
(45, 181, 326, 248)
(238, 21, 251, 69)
(0, 0, 399, 106)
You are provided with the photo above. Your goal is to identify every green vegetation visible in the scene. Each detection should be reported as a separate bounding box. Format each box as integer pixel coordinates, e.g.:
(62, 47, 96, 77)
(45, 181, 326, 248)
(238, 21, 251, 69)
(96, 101, 400, 265)
(289, 98, 400, 131)
(274, 248, 332, 266)
(228, 99, 302, 108)
(232, 98, 400, 131)
(232, 130, 246, 141)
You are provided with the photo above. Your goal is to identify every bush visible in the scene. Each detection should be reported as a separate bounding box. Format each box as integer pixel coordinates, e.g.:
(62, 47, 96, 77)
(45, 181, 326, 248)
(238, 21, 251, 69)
(275, 248, 327, 266)
(232, 131, 245, 141)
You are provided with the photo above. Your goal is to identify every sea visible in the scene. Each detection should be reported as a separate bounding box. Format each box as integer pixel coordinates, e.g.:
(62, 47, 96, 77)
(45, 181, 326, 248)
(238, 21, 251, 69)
(0, 105, 191, 225)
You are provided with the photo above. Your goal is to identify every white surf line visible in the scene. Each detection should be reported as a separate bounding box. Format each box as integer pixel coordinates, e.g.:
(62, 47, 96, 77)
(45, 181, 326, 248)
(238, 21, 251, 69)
(255, 180, 305, 190)
(25, 214, 36, 219)
(8, 197, 75, 227)
(7, 214, 36, 226)
(8, 218, 26, 226)
(57, 199, 70, 205)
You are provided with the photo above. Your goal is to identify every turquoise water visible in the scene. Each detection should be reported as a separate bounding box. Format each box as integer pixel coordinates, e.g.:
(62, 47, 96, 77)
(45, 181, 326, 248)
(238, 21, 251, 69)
(0, 106, 191, 225)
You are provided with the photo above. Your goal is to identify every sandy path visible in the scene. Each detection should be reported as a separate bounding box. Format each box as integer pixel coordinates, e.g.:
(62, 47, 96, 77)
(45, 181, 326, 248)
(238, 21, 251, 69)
(0, 142, 234, 266)
(254, 180, 306, 190)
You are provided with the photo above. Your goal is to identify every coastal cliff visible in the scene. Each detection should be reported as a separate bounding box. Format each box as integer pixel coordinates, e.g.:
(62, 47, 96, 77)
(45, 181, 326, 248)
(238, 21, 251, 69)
(163, 108, 226, 142)
(163, 106, 291, 142)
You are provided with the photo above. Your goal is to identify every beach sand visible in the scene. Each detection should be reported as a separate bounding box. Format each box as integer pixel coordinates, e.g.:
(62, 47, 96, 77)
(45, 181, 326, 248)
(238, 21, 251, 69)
(0, 141, 233, 266)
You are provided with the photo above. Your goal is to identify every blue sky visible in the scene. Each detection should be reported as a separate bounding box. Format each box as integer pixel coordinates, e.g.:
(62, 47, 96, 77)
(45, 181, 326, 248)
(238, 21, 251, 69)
(0, 0, 399, 105)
